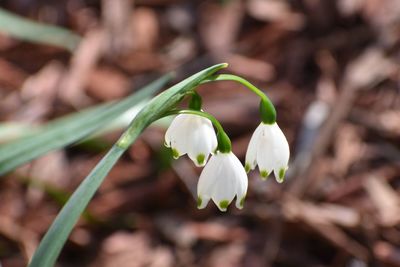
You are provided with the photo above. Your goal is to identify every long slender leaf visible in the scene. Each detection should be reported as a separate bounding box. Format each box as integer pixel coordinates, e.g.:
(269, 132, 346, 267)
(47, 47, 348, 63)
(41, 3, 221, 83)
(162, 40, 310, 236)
(0, 75, 172, 175)
(29, 145, 124, 267)
(0, 8, 81, 51)
(28, 63, 227, 267)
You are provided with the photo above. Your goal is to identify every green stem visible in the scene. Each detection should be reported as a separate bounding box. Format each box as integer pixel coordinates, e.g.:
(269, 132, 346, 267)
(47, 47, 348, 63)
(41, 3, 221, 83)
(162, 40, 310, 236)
(162, 109, 232, 153)
(201, 74, 277, 124)
(188, 91, 202, 110)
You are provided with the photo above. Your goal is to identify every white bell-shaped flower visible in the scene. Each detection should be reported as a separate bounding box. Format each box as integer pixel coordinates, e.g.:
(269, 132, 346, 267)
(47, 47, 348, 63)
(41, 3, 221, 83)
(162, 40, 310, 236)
(245, 122, 290, 183)
(197, 152, 248, 211)
(165, 114, 217, 167)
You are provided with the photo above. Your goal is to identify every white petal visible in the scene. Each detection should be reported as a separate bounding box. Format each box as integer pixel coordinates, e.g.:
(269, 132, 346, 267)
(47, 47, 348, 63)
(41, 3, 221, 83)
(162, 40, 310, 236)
(270, 123, 290, 169)
(203, 118, 218, 153)
(174, 136, 189, 156)
(164, 117, 179, 147)
(165, 115, 191, 155)
(245, 124, 263, 172)
(266, 123, 290, 182)
(187, 117, 217, 166)
(197, 154, 221, 199)
(229, 154, 248, 209)
(256, 126, 275, 178)
(205, 156, 233, 200)
(211, 168, 236, 212)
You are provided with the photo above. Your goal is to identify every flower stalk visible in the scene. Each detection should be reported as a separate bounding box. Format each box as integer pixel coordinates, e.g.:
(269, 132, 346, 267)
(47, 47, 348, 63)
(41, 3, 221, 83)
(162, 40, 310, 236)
(201, 74, 277, 123)
(188, 91, 202, 111)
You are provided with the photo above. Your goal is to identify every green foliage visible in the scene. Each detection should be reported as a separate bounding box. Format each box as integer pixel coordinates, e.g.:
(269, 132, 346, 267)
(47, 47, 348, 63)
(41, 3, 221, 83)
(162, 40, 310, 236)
(0, 8, 81, 51)
(0, 75, 172, 176)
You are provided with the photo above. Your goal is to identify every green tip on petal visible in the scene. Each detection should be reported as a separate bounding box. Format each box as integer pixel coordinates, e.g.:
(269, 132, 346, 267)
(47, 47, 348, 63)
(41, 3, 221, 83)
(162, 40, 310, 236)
(219, 200, 230, 211)
(197, 197, 202, 208)
(240, 196, 246, 208)
(245, 163, 251, 173)
(171, 148, 180, 159)
(260, 170, 269, 180)
(277, 168, 286, 183)
(196, 154, 205, 166)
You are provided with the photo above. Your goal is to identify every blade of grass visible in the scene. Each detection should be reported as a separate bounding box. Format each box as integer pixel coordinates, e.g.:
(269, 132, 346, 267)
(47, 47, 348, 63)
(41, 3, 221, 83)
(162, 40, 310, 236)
(0, 75, 172, 175)
(28, 63, 228, 267)
(0, 8, 81, 51)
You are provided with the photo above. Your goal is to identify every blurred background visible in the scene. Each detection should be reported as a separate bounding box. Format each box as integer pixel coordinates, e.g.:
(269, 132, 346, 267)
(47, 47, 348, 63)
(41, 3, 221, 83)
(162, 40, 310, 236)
(0, 0, 400, 266)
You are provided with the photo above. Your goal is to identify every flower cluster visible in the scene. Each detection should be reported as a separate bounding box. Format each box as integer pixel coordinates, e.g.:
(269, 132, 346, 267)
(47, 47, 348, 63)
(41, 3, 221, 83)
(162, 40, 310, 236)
(164, 91, 289, 212)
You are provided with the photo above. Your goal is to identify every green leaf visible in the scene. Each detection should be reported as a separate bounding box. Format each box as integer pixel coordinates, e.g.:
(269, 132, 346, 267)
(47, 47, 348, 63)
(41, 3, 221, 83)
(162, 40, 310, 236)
(0, 8, 81, 51)
(0, 75, 172, 175)
(28, 63, 227, 267)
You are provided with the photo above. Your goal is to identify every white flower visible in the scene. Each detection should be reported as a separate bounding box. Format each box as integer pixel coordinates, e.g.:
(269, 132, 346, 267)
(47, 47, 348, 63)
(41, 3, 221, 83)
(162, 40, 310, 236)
(165, 114, 217, 167)
(197, 152, 248, 211)
(245, 122, 290, 183)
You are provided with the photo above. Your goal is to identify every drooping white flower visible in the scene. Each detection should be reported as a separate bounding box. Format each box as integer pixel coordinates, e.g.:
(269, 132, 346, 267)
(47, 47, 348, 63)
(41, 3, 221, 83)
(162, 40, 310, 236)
(245, 122, 290, 183)
(165, 114, 217, 166)
(197, 152, 248, 211)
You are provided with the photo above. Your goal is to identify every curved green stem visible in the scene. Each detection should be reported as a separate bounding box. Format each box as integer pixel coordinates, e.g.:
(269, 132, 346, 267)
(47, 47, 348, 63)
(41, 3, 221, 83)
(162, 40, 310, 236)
(202, 74, 265, 99)
(188, 91, 202, 110)
(162, 109, 232, 153)
(201, 74, 277, 124)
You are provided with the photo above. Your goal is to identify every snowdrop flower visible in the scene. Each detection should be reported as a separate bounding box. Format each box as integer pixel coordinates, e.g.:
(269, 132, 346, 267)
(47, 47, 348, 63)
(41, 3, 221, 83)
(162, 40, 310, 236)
(197, 152, 248, 211)
(245, 122, 290, 183)
(165, 114, 217, 167)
